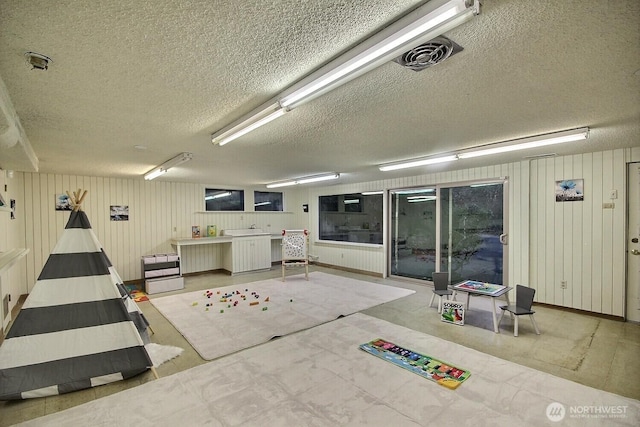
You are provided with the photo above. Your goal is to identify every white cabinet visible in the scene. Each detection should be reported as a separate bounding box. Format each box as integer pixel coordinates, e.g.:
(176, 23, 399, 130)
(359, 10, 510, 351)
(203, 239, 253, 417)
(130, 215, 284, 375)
(222, 235, 271, 274)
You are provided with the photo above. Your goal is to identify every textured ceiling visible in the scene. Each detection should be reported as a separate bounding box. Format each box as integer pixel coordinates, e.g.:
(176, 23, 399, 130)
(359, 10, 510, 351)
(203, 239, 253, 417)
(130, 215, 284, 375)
(0, 0, 639, 187)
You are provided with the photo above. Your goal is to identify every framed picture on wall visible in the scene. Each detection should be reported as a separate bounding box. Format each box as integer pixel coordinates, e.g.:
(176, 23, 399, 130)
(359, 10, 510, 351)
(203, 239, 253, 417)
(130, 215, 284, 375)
(55, 194, 72, 211)
(110, 205, 129, 221)
(10, 199, 15, 220)
(555, 179, 584, 202)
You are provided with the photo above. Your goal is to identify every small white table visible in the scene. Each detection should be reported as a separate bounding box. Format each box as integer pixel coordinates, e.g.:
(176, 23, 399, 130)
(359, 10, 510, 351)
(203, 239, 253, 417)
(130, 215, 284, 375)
(450, 280, 512, 333)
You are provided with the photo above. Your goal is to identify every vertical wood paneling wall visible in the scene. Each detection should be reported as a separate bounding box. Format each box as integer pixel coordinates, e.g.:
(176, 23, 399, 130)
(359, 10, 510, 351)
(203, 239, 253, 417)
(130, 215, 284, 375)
(13, 176, 307, 293)
(529, 149, 630, 316)
(2, 147, 638, 318)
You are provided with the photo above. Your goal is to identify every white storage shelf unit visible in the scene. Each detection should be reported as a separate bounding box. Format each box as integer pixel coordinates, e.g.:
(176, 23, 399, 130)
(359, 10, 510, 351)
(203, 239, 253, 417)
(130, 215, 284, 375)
(142, 253, 184, 294)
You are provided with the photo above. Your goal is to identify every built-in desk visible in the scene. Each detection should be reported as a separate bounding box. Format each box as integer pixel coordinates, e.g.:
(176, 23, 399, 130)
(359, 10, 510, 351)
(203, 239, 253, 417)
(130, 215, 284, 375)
(170, 230, 283, 275)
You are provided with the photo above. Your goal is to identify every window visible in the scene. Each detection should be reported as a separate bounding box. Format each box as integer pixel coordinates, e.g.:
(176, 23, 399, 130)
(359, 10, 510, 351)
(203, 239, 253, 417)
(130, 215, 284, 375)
(319, 193, 383, 244)
(205, 189, 244, 211)
(254, 191, 283, 211)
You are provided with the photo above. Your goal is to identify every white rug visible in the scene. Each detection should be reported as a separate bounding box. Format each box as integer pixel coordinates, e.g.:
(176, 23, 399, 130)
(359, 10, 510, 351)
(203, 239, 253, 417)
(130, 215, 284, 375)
(144, 343, 183, 368)
(150, 271, 415, 360)
(17, 313, 639, 426)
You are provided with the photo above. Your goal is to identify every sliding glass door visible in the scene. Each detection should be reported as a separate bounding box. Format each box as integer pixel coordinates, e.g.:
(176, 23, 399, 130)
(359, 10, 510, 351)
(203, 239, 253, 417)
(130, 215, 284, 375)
(390, 189, 437, 280)
(390, 181, 506, 285)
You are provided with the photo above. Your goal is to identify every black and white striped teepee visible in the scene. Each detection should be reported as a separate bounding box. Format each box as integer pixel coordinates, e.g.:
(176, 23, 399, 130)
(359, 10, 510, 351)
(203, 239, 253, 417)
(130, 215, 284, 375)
(0, 190, 153, 400)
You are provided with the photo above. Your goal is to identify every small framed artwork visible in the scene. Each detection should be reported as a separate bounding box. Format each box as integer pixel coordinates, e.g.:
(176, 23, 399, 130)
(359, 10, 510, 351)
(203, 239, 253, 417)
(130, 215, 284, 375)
(206, 225, 217, 237)
(10, 199, 15, 220)
(110, 205, 129, 221)
(555, 179, 584, 202)
(192, 225, 201, 238)
(55, 194, 72, 211)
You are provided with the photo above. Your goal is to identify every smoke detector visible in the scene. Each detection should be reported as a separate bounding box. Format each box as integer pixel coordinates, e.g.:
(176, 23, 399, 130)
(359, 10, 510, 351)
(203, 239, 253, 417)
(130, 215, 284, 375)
(24, 52, 52, 70)
(393, 36, 463, 72)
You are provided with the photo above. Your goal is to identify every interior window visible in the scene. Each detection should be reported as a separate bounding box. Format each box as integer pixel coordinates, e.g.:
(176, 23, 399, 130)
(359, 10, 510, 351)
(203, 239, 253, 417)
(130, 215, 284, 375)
(205, 189, 244, 211)
(319, 193, 383, 244)
(254, 191, 283, 211)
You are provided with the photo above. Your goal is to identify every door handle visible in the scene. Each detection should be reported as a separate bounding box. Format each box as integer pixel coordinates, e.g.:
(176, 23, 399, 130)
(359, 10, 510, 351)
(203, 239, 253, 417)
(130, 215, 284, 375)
(632, 249, 640, 255)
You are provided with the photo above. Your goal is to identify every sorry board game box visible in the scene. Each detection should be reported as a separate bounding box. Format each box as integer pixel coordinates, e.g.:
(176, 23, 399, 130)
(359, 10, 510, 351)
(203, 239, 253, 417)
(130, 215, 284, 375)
(441, 300, 465, 325)
(359, 338, 471, 389)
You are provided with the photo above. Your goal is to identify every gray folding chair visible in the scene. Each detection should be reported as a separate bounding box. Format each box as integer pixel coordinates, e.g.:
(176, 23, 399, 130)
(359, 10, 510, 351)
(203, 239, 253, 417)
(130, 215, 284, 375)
(429, 272, 453, 313)
(498, 284, 541, 336)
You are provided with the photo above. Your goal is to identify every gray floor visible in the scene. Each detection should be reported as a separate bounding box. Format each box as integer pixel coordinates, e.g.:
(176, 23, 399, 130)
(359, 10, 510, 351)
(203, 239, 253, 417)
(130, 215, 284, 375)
(2, 265, 639, 426)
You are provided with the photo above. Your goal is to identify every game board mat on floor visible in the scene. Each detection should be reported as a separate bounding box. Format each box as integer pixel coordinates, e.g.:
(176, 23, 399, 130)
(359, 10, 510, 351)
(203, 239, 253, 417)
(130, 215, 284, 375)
(359, 338, 470, 389)
(150, 272, 415, 360)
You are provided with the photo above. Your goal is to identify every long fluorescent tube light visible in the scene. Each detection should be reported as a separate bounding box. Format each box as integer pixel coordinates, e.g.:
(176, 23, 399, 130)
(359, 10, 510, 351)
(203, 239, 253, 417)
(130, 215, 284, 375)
(297, 173, 340, 184)
(266, 173, 340, 188)
(457, 128, 590, 159)
(212, 103, 287, 146)
(266, 180, 298, 189)
(279, 0, 479, 109)
(379, 128, 590, 172)
(379, 155, 458, 171)
(144, 152, 193, 180)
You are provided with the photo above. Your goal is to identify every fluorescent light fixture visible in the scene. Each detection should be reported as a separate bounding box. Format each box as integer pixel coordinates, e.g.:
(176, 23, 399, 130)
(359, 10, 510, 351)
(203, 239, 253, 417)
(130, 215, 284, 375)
(266, 180, 298, 189)
(379, 128, 589, 172)
(297, 173, 340, 184)
(144, 168, 166, 181)
(279, 0, 479, 109)
(379, 155, 458, 172)
(144, 152, 193, 180)
(457, 128, 590, 159)
(212, 103, 287, 146)
(254, 201, 272, 207)
(361, 191, 383, 195)
(266, 173, 340, 188)
(344, 199, 360, 204)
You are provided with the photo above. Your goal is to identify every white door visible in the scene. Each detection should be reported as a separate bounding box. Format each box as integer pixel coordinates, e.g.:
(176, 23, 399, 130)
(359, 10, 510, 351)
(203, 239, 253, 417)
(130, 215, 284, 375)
(627, 163, 640, 322)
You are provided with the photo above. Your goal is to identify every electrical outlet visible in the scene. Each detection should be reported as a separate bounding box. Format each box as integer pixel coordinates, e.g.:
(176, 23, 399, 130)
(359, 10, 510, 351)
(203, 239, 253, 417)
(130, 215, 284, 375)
(561, 281, 567, 289)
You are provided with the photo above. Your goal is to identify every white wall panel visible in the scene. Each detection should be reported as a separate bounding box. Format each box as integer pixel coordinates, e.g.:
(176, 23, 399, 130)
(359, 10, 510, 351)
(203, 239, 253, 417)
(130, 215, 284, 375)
(528, 149, 627, 316)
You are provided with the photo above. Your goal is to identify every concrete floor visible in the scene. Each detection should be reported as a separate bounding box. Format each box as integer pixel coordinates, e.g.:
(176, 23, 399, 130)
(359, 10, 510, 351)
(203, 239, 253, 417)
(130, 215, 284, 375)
(1, 265, 639, 426)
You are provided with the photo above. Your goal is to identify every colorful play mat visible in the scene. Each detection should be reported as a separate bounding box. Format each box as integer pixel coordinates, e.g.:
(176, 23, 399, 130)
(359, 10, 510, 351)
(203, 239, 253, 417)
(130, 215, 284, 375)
(359, 338, 471, 389)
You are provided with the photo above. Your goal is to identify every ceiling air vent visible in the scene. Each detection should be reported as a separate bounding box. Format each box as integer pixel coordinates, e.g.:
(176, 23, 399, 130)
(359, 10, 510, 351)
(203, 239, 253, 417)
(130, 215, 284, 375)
(393, 36, 463, 72)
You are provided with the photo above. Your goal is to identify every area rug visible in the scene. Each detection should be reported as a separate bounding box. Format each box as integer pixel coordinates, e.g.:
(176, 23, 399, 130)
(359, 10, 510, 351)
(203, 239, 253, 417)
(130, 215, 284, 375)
(17, 314, 639, 426)
(150, 272, 415, 360)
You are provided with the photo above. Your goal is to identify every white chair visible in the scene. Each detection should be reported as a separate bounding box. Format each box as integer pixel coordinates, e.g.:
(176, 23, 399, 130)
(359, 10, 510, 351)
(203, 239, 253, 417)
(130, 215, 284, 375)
(498, 284, 541, 336)
(429, 272, 453, 313)
(281, 229, 309, 281)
